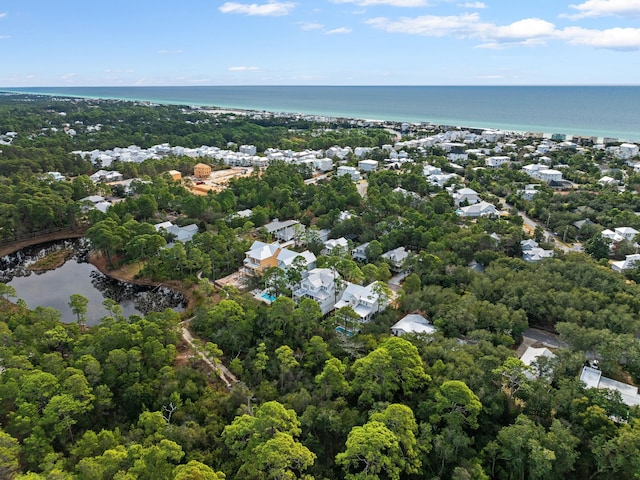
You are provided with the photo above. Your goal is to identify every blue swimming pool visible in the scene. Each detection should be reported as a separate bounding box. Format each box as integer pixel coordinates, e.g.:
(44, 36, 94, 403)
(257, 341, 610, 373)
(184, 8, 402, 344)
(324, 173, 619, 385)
(261, 292, 276, 302)
(335, 326, 354, 337)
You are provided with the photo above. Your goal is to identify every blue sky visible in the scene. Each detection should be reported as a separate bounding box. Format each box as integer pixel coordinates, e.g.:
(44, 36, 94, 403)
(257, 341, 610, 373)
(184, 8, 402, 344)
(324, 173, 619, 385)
(1, 0, 639, 86)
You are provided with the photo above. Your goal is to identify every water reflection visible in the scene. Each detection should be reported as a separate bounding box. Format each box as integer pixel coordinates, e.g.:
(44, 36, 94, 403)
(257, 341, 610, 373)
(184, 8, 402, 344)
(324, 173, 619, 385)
(1, 239, 186, 325)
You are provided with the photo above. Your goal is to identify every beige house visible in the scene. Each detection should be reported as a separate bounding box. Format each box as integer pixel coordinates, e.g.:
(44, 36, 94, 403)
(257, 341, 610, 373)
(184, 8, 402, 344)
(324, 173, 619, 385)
(167, 170, 182, 181)
(194, 163, 212, 179)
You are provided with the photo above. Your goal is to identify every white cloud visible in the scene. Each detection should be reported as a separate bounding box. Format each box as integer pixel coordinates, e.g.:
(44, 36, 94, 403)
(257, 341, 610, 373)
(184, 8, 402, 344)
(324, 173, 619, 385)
(457, 2, 486, 8)
(0, 35, 9, 40)
(299, 21, 324, 30)
(158, 49, 183, 54)
(560, 26, 640, 50)
(0, 13, 7, 18)
(219, 1, 296, 16)
(325, 27, 353, 34)
(367, 11, 640, 50)
(331, 0, 428, 6)
(476, 75, 505, 79)
(366, 13, 483, 36)
(564, 0, 640, 19)
(228, 66, 261, 71)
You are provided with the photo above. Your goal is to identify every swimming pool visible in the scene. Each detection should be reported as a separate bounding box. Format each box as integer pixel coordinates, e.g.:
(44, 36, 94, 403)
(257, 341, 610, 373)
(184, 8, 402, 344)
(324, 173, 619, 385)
(261, 292, 276, 303)
(335, 326, 354, 337)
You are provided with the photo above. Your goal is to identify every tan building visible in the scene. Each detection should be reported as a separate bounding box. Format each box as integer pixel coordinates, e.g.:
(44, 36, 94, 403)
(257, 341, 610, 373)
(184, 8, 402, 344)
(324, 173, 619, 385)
(166, 170, 182, 181)
(194, 163, 212, 179)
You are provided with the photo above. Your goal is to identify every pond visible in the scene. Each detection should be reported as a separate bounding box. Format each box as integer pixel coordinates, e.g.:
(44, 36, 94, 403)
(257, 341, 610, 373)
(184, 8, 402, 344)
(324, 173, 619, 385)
(0, 239, 186, 325)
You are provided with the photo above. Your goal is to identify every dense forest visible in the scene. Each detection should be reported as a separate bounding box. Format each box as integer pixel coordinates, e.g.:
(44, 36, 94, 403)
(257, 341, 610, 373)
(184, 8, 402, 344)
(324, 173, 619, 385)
(0, 95, 639, 479)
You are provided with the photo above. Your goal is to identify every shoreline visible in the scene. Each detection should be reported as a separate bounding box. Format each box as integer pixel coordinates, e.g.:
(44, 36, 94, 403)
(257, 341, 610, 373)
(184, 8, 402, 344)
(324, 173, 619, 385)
(87, 252, 199, 314)
(2, 87, 639, 143)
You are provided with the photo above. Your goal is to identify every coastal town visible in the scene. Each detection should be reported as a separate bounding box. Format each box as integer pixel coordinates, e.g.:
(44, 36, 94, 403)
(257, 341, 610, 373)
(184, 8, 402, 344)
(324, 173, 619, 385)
(1, 96, 640, 479)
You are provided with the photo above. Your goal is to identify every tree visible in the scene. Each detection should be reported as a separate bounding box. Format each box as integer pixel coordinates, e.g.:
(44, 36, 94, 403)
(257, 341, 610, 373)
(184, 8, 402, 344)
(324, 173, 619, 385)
(0, 429, 21, 480)
(0, 283, 17, 302)
(584, 234, 610, 260)
(69, 294, 89, 327)
(336, 421, 402, 480)
(222, 401, 315, 479)
(315, 358, 348, 400)
(173, 461, 225, 480)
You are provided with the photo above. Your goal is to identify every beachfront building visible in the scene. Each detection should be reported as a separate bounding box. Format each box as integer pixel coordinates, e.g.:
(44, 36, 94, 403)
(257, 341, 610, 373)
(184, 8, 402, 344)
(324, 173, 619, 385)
(263, 219, 304, 243)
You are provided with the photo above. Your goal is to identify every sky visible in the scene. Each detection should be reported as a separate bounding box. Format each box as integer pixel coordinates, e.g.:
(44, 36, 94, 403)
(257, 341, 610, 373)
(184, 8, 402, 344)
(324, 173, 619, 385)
(1, 0, 640, 86)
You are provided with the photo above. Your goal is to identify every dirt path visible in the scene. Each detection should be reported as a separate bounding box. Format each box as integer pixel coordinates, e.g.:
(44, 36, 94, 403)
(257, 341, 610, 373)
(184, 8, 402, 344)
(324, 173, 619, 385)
(180, 319, 239, 389)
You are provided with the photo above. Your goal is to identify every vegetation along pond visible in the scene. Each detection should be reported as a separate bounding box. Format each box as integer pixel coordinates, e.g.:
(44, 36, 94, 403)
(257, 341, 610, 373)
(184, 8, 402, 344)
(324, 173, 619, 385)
(1, 239, 186, 325)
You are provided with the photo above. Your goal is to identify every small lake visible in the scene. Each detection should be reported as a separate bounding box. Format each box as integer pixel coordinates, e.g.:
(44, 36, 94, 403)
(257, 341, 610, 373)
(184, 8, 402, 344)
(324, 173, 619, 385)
(1, 239, 186, 325)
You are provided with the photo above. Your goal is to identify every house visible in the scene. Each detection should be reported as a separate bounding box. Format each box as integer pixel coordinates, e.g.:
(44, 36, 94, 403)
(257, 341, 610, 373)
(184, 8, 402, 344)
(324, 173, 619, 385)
(79, 195, 111, 213)
(358, 159, 378, 172)
(598, 176, 619, 186)
(90, 170, 123, 183)
(166, 170, 182, 181)
(614, 227, 638, 242)
(601, 229, 625, 244)
(423, 164, 442, 177)
(391, 313, 436, 336)
(580, 366, 640, 407)
(263, 219, 304, 243)
(322, 237, 349, 256)
(47, 171, 65, 181)
(276, 249, 316, 272)
(381, 246, 410, 272)
(450, 187, 480, 207)
(351, 242, 370, 262)
(335, 282, 388, 323)
(520, 346, 556, 379)
(485, 156, 511, 168)
(154, 221, 198, 244)
(520, 239, 539, 251)
(194, 163, 212, 179)
(456, 201, 499, 218)
(611, 254, 640, 273)
(292, 268, 342, 315)
(523, 247, 554, 262)
(337, 166, 361, 182)
(243, 241, 282, 276)
(532, 169, 563, 183)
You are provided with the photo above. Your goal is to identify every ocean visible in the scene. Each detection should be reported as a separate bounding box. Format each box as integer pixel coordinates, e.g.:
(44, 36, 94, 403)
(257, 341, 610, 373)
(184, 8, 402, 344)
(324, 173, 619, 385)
(2, 86, 640, 142)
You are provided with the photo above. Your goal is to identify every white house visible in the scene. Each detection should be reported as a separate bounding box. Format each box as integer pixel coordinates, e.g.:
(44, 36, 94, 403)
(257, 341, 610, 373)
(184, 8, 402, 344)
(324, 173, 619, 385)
(90, 170, 123, 183)
(611, 254, 640, 273)
(351, 242, 370, 262)
(154, 221, 198, 245)
(335, 282, 388, 323)
(381, 246, 410, 272)
(292, 268, 342, 315)
(276, 249, 316, 272)
(322, 237, 349, 256)
(423, 164, 442, 177)
(337, 166, 361, 182)
(580, 366, 640, 406)
(456, 201, 499, 218)
(614, 227, 638, 242)
(391, 313, 436, 336)
(263, 219, 304, 243)
(358, 159, 378, 172)
(450, 187, 480, 207)
(485, 156, 511, 169)
(532, 169, 563, 183)
(523, 247, 554, 262)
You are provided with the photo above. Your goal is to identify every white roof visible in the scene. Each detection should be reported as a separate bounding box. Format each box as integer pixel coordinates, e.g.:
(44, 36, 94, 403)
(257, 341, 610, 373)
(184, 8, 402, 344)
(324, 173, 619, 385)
(520, 347, 555, 367)
(580, 366, 640, 406)
(247, 241, 281, 260)
(391, 314, 436, 335)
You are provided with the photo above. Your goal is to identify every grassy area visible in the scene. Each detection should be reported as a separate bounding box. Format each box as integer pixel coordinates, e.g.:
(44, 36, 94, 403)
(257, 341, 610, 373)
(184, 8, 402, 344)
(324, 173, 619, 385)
(28, 248, 73, 272)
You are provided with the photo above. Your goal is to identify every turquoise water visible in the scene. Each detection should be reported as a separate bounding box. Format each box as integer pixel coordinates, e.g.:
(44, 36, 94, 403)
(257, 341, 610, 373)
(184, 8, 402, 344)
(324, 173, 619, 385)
(261, 292, 276, 303)
(2, 86, 639, 141)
